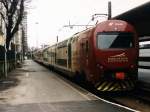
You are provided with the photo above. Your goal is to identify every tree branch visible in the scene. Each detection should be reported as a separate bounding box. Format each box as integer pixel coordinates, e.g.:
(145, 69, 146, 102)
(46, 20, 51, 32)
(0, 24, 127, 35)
(0, 11, 5, 21)
(0, 11, 8, 26)
(0, 0, 29, 49)
(11, 0, 24, 37)
(0, 0, 9, 10)
(9, 0, 18, 18)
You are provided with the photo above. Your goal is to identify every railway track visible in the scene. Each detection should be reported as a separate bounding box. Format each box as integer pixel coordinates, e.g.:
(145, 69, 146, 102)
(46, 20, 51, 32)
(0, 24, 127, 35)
(95, 86, 150, 112)
(133, 81, 150, 103)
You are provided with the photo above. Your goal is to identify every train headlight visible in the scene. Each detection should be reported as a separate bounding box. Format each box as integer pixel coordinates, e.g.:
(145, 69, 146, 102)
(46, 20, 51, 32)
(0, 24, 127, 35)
(97, 64, 103, 69)
(100, 65, 103, 69)
(130, 65, 134, 68)
(115, 72, 125, 80)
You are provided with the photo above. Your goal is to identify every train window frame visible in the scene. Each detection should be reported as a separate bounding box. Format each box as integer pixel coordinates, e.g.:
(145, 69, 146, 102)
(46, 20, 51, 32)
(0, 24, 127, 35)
(96, 32, 135, 49)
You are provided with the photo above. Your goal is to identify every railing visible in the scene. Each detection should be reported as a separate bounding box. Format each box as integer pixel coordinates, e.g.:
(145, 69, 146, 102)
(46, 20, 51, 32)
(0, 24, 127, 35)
(139, 47, 150, 69)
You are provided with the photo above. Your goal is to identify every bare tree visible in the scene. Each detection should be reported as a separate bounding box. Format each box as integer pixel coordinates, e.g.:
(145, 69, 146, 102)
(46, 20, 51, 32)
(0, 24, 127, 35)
(0, 0, 28, 49)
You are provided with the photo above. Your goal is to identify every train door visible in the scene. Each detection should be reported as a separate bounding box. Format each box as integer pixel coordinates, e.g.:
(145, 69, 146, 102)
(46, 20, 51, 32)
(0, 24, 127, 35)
(55, 45, 57, 64)
(52, 46, 56, 66)
(68, 43, 71, 69)
(85, 40, 89, 69)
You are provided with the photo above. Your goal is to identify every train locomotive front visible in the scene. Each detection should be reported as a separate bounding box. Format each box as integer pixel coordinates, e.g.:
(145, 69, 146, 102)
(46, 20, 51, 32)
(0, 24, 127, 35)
(89, 20, 138, 91)
(33, 20, 138, 92)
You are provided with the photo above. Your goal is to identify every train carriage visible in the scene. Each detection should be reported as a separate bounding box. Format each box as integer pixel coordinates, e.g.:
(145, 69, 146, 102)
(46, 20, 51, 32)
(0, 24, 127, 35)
(42, 47, 50, 66)
(34, 20, 138, 91)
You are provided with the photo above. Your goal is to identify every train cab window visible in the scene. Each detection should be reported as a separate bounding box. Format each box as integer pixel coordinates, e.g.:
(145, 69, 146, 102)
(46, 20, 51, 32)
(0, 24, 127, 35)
(97, 32, 134, 49)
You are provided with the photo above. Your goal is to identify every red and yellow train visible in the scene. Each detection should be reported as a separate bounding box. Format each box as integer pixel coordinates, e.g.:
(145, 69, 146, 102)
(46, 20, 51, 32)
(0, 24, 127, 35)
(34, 20, 139, 91)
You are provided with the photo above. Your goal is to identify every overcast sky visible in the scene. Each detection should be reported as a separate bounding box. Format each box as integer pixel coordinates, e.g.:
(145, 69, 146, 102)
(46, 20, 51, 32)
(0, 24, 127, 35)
(27, 0, 150, 48)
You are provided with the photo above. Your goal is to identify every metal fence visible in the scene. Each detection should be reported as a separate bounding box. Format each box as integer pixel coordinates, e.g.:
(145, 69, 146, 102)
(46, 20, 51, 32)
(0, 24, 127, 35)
(0, 46, 16, 78)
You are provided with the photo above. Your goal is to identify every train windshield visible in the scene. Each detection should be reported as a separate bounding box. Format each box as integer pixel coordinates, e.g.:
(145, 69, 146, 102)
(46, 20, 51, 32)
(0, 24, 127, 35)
(97, 32, 134, 49)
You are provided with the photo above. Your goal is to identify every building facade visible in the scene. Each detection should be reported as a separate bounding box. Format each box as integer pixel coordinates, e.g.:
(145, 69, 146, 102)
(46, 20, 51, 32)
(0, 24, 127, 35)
(22, 11, 28, 58)
(0, 2, 6, 47)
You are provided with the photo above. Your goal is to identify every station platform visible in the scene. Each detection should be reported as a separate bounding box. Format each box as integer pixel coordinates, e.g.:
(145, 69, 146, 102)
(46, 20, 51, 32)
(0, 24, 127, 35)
(0, 60, 136, 112)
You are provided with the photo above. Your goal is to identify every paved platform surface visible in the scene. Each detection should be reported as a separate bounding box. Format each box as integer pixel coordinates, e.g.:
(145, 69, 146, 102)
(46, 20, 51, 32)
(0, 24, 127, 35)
(0, 60, 135, 112)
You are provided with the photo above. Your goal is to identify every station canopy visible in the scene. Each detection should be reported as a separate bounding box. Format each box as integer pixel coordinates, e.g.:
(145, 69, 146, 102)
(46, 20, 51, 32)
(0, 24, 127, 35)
(113, 1, 150, 41)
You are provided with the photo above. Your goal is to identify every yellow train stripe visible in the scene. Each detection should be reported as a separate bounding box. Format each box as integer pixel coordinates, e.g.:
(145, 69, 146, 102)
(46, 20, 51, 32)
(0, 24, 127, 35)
(127, 80, 131, 87)
(121, 83, 126, 89)
(114, 83, 122, 91)
(108, 86, 115, 91)
(101, 82, 111, 90)
(108, 83, 118, 91)
(108, 82, 116, 91)
(118, 82, 122, 89)
(95, 81, 104, 88)
(97, 81, 108, 90)
(128, 81, 133, 88)
(114, 87, 120, 91)
(102, 86, 109, 91)
(102, 82, 113, 91)
(129, 80, 134, 87)
(123, 81, 127, 88)
(96, 80, 135, 91)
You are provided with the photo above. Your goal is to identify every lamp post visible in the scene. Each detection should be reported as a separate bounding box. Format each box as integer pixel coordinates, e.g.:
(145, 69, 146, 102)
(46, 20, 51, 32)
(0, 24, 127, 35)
(4, 43, 7, 78)
(91, 1, 112, 21)
(55, 35, 58, 64)
(14, 36, 17, 67)
(108, 1, 112, 20)
(35, 22, 39, 49)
